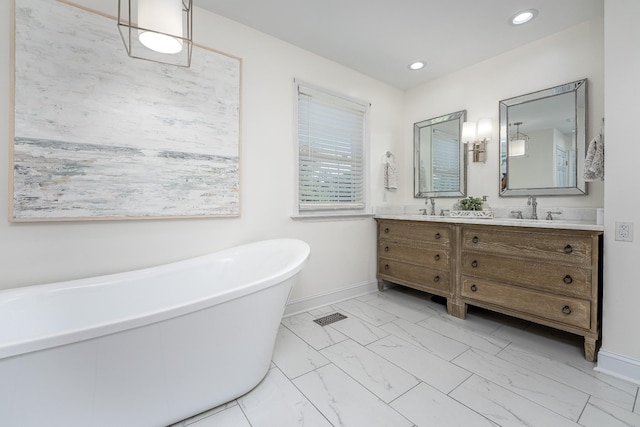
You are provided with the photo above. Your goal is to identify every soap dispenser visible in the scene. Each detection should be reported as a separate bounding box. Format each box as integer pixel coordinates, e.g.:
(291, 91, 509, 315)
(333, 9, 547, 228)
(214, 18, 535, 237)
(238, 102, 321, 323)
(482, 195, 491, 211)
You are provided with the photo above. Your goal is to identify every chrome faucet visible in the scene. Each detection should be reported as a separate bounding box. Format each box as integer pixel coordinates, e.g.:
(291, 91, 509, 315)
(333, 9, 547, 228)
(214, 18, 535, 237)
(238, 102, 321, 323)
(424, 197, 436, 215)
(527, 195, 538, 220)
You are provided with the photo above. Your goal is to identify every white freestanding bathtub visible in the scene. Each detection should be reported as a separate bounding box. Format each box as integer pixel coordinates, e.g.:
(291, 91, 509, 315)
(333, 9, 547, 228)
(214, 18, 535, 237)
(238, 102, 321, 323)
(0, 239, 310, 427)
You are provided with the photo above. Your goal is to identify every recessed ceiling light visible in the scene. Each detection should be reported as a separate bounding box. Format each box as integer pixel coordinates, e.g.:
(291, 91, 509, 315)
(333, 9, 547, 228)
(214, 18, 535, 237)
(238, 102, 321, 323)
(509, 9, 538, 25)
(408, 61, 426, 71)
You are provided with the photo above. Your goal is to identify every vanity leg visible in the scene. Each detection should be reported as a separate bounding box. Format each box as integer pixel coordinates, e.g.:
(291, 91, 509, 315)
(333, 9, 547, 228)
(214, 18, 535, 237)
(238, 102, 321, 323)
(377, 278, 385, 292)
(584, 337, 597, 362)
(447, 299, 467, 319)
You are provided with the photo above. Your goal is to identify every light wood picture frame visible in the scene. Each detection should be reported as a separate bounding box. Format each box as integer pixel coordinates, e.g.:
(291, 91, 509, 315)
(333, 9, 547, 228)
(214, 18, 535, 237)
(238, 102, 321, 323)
(10, 0, 242, 221)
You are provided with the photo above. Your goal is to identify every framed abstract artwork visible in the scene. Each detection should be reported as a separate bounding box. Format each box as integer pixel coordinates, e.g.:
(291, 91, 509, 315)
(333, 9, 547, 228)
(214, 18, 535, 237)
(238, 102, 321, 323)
(10, 0, 241, 221)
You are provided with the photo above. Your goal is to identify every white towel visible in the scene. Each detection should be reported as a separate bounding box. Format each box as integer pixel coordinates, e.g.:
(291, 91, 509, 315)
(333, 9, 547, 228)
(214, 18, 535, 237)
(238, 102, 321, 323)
(384, 156, 398, 189)
(583, 134, 604, 181)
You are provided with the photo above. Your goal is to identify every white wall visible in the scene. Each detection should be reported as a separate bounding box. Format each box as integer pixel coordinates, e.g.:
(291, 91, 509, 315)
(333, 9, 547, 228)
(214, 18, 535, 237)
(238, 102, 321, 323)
(510, 128, 555, 189)
(400, 19, 604, 213)
(0, 1, 404, 306)
(598, 0, 640, 381)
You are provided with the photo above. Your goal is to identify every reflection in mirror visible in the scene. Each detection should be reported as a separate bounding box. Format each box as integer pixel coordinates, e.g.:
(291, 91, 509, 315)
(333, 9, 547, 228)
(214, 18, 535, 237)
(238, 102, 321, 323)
(499, 79, 587, 196)
(414, 110, 467, 198)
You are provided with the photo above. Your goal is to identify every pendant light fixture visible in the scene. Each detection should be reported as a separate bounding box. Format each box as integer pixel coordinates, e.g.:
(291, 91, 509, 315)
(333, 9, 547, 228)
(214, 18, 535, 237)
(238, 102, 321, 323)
(118, 0, 193, 67)
(509, 122, 529, 157)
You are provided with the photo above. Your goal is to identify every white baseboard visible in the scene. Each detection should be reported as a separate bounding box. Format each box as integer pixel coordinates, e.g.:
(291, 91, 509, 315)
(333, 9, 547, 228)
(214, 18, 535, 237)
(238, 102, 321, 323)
(595, 349, 640, 385)
(284, 280, 383, 317)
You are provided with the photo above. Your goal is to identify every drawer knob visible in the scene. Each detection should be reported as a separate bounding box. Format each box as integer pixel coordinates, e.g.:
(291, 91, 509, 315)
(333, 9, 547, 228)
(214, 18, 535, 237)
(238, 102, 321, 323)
(384, 228, 390, 233)
(563, 275, 573, 284)
(471, 260, 478, 268)
(384, 264, 390, 270)
(434, 254, 440, 261)
(472, 236, 479, 244)
(470, 284, 477, 292)
(434, 275, 440, 283)
(562, 305, 572, 315)
(564, 244, 573, 254)
(434, 232, 441, 240)
(384, 246, 390, 252)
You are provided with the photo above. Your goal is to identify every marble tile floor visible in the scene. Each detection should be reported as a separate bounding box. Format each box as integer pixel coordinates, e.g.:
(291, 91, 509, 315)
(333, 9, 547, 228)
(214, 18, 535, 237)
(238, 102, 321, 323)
(171, 287, 640, 427)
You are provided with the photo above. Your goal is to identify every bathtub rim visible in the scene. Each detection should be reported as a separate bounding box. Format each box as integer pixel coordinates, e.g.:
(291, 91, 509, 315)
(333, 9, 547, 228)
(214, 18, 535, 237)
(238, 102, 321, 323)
(0, 238, 310, 360)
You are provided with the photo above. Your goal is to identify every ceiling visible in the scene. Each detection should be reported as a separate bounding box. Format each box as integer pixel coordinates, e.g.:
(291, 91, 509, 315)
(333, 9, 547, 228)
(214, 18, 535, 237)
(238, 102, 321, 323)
(195, 0, 603, 90)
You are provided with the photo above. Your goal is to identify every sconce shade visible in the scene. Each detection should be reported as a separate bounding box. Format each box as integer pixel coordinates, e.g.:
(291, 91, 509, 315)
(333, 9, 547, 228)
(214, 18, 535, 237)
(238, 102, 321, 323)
(462, 122, 476, 142)
(118, 0, 193, 67)
(476, 118, 493, 140)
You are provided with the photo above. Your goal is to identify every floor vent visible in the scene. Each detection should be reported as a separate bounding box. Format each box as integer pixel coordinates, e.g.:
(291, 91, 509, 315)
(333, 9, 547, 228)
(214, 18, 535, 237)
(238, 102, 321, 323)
(313, 312, 347, 327)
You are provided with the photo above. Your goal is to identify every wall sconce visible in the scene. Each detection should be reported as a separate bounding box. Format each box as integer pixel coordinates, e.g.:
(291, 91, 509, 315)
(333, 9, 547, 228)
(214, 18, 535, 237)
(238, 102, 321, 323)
(462, 118, 492, 162)
(118, 0, 193, 67)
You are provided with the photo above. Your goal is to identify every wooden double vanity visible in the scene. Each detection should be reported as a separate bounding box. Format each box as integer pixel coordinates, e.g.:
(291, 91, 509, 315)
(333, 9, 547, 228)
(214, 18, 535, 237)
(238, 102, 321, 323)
(376, 216, 603, 361)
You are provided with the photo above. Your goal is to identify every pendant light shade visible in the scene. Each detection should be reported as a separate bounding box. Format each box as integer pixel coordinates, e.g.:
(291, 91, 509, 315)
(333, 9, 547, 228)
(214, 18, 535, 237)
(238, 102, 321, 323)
(138, 0, 184, 54)
(509, 122, 529, 157)
(118, 0, 193, 67)
(509, 139, 527, 156)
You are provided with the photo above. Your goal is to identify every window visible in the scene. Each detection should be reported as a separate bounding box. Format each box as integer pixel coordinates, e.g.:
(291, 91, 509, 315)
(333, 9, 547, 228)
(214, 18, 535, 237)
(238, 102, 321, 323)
(295, 81, 369, 216)
(431, 130, 460, 192)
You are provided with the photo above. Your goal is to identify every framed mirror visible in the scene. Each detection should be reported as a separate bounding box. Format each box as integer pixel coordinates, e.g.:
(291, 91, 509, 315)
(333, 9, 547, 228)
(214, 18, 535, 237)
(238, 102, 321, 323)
(414, 110, 467, 198)
(499, 79, 587, 196)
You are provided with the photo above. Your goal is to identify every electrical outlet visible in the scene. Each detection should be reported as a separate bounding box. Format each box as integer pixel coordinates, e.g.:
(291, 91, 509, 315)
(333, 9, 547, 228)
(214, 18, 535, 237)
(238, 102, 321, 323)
(615, 221, 634, 242)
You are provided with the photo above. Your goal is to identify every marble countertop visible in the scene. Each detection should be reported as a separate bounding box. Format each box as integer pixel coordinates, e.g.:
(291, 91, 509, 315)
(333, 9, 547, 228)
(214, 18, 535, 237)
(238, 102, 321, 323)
(375, 214, 604, 232)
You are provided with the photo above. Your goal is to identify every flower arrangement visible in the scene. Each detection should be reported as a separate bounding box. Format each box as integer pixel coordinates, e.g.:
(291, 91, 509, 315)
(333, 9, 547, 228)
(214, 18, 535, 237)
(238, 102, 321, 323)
(458, 196, 483, 211)
(450, 196, 494, 218)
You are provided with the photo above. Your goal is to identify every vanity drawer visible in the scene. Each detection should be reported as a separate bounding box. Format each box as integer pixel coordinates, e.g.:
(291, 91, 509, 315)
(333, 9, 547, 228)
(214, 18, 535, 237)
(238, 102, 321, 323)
(378, 259, 450, 293)
(460, 276, 590, 329)
(378, 242, 450, 269)
(461, 228, 592, 265)
(460, 253, 591, 298)
(379, 220, 451, 246)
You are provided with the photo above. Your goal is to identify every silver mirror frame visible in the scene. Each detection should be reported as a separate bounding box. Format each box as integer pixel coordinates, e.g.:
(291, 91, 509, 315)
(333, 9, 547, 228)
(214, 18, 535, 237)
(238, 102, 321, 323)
(414, 110, 467, 198)
(499, 79, 587, 196)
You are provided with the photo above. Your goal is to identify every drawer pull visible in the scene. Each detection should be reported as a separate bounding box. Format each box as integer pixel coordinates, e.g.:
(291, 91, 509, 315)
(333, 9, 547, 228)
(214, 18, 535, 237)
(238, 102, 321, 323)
(563, 275, 573, 284)
(472, 236, 479, 244)
(470, 284, 477, 292)
(434, 254, 440, 261)
(434, 232, 441, 240)
(384, 246, 390, 252)
(564, 244, 573, 254)
(384, 227, 390, 233)
(434, 275, 440, 283)
(471, 260, 478, 268)
(562, 305, 572, 315)
(384, 264, 390, 270)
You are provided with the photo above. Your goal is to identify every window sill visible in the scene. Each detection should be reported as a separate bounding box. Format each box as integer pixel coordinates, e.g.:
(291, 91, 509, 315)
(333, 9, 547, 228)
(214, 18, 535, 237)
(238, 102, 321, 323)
(291, 212, 374, 222)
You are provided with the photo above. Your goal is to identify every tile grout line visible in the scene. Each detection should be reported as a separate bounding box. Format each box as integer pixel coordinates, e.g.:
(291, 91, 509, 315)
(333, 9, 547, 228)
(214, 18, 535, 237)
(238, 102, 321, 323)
(312, 355, 416, 426)
(444, 374, 504, 427)
(273, 364, 336, 427)
(235, 394, 254, 427)
(285, 362, 348, 427)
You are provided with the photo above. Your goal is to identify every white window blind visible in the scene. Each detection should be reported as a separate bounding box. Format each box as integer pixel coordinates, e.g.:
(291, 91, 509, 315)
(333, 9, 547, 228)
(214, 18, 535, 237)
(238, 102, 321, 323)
(431, 131, 460, 192)
(296, 82, 369, 214)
